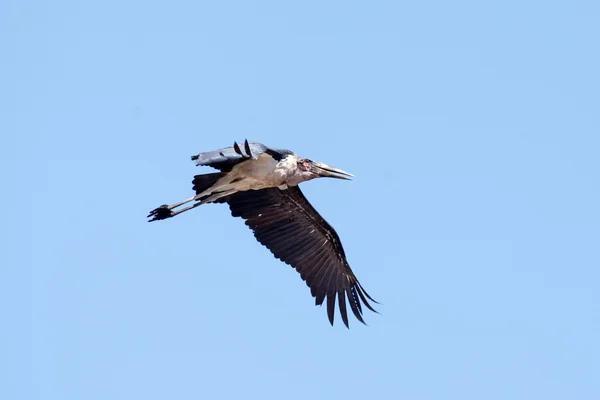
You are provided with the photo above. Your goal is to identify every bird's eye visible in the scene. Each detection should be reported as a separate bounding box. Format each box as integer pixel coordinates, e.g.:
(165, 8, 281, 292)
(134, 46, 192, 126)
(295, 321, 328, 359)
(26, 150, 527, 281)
(298, 158, 312, 171)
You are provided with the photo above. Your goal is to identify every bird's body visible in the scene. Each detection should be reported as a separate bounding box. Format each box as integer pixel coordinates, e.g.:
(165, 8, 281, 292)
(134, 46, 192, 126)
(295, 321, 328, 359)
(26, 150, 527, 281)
(148, 140, 377, 327)
(201, 152, 292, 195)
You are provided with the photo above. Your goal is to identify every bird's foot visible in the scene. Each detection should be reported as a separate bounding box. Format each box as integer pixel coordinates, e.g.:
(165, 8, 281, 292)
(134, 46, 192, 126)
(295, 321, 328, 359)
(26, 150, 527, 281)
(147, 204, 173, 222)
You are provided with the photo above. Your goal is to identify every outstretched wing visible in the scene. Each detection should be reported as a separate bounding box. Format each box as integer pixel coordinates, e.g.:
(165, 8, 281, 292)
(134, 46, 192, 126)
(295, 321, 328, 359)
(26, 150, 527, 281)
(191, 140, 292, 172)
(226, 186, 377, 327)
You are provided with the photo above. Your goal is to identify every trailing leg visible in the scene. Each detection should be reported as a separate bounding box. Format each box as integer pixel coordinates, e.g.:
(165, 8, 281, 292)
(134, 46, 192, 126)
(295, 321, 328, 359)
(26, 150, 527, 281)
(148, 172, 224, 222)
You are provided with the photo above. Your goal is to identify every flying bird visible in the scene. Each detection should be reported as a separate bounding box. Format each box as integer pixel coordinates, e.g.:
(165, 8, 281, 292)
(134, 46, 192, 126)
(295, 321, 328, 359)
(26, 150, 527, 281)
(148, 140, 377, 327)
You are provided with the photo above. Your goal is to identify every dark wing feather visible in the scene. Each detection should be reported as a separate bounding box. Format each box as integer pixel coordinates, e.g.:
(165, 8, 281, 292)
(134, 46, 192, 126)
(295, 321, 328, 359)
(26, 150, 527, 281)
(226, 186, 377, 328)
(191, 141, 293, 172)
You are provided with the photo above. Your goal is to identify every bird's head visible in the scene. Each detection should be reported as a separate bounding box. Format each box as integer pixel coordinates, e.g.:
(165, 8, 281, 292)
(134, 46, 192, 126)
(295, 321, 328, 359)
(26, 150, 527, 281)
(293, 157, 354, 184)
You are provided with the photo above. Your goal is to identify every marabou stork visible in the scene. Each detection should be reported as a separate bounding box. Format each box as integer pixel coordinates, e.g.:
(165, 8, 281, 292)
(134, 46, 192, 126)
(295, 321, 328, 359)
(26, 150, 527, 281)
(148, 140, 378, 327)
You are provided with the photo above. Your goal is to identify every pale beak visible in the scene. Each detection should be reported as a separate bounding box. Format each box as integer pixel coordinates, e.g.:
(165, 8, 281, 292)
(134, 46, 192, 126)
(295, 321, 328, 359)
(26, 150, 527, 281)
(312, 161, 354, 180)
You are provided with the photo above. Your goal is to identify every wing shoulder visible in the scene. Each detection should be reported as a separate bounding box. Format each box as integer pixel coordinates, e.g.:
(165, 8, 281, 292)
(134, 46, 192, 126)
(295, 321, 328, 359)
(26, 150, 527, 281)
(191, 141, 271, 171)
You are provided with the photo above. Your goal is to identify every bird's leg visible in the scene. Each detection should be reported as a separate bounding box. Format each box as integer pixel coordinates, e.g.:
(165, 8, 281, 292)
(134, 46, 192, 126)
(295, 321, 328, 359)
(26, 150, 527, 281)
(165, 201, 204, 218)
(147, 188, 238, 222)
(165, 188, 237, 218)
(148, 174, 241, 221)
(197, 189, 237, 204)
(166, 196, 196, 210)
(147, 195, 201, 221)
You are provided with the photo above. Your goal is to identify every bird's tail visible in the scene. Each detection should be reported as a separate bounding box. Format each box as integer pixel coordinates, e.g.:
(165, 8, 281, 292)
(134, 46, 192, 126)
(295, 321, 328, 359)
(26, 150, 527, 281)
(192, 172, 224, 195)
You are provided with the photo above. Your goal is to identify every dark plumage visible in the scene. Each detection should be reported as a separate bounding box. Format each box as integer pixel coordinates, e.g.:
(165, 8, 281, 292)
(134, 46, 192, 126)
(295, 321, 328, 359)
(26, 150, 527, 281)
(148, 140, 378, 327)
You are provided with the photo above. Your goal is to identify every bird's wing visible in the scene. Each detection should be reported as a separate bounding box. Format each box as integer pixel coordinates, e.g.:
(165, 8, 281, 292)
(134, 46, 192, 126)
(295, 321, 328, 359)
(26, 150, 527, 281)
(226, 186, 377, 327)
(191, 140, 290, 172)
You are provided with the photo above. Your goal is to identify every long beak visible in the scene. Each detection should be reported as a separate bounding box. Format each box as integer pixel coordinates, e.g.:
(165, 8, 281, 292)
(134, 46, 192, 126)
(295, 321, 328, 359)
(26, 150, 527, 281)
(312, 161, 354, 180)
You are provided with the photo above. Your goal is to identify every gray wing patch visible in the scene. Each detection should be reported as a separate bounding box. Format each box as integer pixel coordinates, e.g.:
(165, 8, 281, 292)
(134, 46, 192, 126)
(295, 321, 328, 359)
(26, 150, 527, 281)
(191, 140, 269, 171)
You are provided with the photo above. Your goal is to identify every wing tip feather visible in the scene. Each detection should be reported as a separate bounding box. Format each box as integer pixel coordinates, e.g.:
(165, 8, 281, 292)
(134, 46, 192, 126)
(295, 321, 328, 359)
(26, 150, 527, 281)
(326, 293, 336, 326)
(338, 291, 350, 328)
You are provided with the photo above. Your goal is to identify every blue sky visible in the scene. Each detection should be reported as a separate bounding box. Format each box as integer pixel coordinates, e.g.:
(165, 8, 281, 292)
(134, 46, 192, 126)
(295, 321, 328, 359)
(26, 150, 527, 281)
(2, 1, 599, 399)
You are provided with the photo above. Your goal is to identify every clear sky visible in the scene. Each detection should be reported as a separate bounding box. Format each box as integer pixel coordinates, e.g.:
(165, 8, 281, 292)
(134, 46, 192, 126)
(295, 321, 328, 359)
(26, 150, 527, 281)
(2, 1, 599, 399)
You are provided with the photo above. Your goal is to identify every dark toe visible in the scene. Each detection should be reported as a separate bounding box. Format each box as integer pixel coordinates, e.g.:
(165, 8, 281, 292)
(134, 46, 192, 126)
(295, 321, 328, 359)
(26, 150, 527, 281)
(147, 205, 173, 221)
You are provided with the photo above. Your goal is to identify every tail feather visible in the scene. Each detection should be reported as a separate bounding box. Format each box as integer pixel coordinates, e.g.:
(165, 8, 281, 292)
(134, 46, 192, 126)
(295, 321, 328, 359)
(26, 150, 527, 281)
(192, 173, 223, 195)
